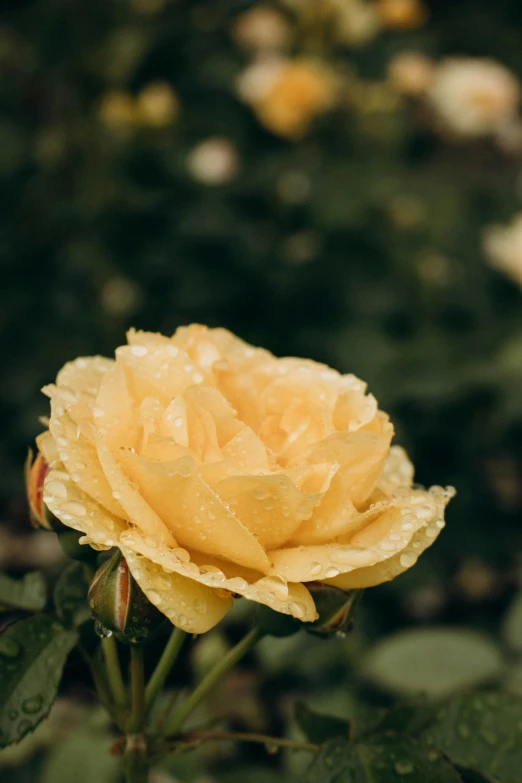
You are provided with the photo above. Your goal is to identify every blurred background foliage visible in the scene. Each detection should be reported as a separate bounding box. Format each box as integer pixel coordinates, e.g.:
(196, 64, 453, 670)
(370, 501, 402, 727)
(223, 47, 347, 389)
(3, 0, 522, 780)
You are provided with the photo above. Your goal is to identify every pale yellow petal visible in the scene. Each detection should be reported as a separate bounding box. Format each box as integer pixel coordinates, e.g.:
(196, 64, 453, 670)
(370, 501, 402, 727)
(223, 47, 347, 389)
(119, 528, 317, 622)
(289, 464, 360, 545)
(36, 430, 59, 466)
(268, 489, 442, 582)
(116, 343, 202, 405)
(43, 466, 125, 548)
(323, 520, 444, 589)
(96, 434, 176, 546)
(56, 355, 114, 395)
(120, 545, 233, 633)
(49, 401, 124, 517)
(118, 451, 270, 572)
(95, 363, 140, 452)
(293, 420, 393, 507)
(215, 473, 321, 549)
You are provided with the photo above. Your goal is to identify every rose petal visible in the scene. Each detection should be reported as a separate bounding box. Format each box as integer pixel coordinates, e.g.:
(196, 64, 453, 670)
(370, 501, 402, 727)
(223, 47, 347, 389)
(118, 451, 271, 572)
(292, 419, 393, 507)
(215, 473, 322, 549)
(268, 489, 443, 582)
(43, 466, 126, 548)
(95, 363, 140, 452)
(96, 434, 177, 546)
(120, 545, 233, 633)
(56, 356, 114, 395)
(49, 402, 124, 517)
(289, 464, 360, 545)
(119, 528, 317, 622)
(116, 343, 202, 405)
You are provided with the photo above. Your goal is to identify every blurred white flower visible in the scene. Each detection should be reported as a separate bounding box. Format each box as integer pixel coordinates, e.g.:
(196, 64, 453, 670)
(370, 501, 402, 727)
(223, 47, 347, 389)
(483, 214, 522, 286)
(187, 137, 239, 185)
(232, 5, 291, 52)
(428, 57, 520, 137)
(282, 0, 380, 47)
(387, 51, 434, 97)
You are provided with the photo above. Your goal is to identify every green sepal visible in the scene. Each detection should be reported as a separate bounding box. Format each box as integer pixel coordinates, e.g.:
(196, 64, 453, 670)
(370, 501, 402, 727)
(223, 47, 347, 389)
(305, 584, 362, 637)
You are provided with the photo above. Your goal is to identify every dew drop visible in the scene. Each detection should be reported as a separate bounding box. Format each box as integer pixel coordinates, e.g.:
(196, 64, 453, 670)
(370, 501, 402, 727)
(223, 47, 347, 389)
(147, 589, 162, 604)
(22, 697, 43, 715)
(325, 567, 339, 578)
(94, 621, 113, 638)
(399, 551, 417, 568)
(45, 481, 67, 498)
(425, 525, 439, 538)
(194, 599, 207, 615)
(310, 562, 322, 576)
(130, 345, 148, 357)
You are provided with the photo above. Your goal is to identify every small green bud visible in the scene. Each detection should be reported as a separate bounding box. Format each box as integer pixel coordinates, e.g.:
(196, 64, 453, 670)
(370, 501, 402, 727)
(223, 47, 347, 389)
(88, 551, 165, 644)
(305, 584, 362, 638)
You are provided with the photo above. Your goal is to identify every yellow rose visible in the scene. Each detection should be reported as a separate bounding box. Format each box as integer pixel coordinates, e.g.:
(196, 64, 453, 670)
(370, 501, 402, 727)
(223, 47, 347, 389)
(238, 58, 336, 139)
(37, 325, 454, 634)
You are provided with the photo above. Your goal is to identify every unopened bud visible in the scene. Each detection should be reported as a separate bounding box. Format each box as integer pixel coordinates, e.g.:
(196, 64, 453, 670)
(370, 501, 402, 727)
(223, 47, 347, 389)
(25, 450, 56, 531)
(306, 584, 362, 638)
(88, 551, 165, 644)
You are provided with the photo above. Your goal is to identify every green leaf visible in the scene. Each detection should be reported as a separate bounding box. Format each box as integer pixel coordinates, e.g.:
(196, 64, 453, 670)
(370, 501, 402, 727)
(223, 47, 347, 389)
(40, 728, 119, 783)
(363, 628, 504, 697)
(369, 701, 435, 737)
(0, 615, 77, 748)
(295, 701, 352, 744)
(502, 591, 522, 653)
(53, 562, 91, 629)
(422, 692, 522, 783)
(0, 572, 47, 612)
(307, 734, 462, 782)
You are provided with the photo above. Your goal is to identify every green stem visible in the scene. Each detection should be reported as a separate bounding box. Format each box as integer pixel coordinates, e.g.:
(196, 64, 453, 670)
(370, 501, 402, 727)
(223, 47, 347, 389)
(145, 627, 186, 714)
(166, 730, 319, 757)
(163, 628, 263, 737)
(77, 642, 113, 714)
(123, 735, 149, 783)
(128, 645, 146, 733)
(102, 635, 126, 708)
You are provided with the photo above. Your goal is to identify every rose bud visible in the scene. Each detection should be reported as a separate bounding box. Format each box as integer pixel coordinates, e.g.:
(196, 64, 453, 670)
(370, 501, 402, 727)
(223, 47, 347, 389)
(305, 584, 362, 638)
(25, 449, 56, 531)
(88, 551, 166, 644)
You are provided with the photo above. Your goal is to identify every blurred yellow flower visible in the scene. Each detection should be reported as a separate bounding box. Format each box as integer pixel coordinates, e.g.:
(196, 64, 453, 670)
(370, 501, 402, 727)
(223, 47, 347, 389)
(238, 57, 336, 138)
(428, 57, 520, 137)
(98, 83, 178, 132)
(37, 325, 453, 633)
(232, 5, 291, 52)
(136, 82, 178, 127)
(378, 0, 428, 29)
(387, 51, 434, 96)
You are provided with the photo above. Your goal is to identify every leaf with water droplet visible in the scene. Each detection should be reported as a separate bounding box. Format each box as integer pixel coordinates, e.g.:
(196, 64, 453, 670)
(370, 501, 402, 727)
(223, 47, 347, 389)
(306, 734, 461, 782)
(0, 572, 46, 612)
(0, 615, 76, 749)
(421, 692, 522, 783)
(53, 562, 91, 629)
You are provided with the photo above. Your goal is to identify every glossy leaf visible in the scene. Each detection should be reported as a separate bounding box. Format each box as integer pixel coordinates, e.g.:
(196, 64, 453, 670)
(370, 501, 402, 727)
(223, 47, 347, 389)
(0, 615, 77, 748)
(0, 572, 46, 612)
(422, 692, 522, 783)
(53, 562, 91, 629)
(307, 734, 462, 783)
